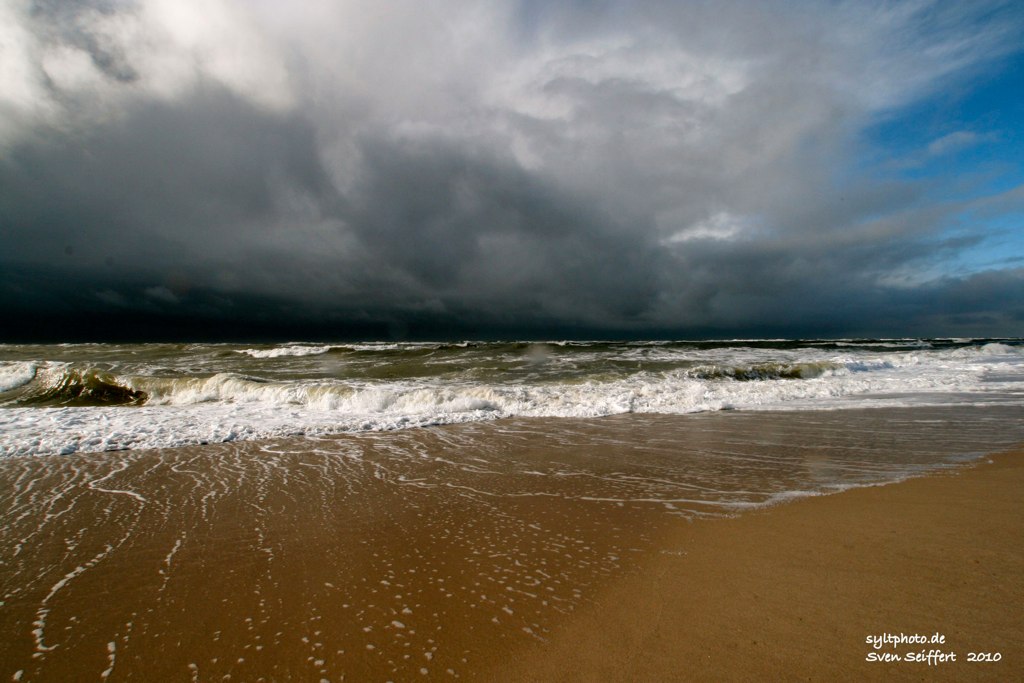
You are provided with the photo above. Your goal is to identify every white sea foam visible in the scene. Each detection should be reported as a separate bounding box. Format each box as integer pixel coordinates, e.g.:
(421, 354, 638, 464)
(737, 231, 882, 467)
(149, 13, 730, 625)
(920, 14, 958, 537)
(1, 342, 1021, 457)
(0, 362, 37, 392)
(237, 345, 334, 358)
(975, 342, 1020, 355)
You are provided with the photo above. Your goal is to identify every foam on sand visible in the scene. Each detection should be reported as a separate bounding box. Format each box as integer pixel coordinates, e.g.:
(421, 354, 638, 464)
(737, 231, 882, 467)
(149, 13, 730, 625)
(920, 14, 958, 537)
(1, 408, 1020, 681)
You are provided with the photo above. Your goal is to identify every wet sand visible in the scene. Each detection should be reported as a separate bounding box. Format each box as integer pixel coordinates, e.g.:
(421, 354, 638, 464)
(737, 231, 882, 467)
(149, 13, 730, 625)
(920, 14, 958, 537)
(0, 409, 1021, 681)
(501, 449, 1024, 683)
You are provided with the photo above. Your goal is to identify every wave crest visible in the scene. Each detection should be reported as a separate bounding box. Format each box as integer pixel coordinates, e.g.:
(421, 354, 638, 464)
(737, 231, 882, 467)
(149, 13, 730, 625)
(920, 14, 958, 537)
(237, 345, 334, 358)
(12, 367, 146, 407)
(0, 362, 38, 393)
(686, 361, 842, 381)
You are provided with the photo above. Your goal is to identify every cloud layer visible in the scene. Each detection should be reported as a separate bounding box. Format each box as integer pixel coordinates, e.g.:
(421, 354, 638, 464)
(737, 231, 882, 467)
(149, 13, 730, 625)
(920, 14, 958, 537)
(2, 0, 1022, 340)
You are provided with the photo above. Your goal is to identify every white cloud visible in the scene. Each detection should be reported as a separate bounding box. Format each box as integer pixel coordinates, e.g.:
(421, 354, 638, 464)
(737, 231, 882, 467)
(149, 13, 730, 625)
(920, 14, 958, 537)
(132, 0, 293, 110)
(663, 211, 755, 244)
(0, 0, 293, 147)
(0, 0, 57, 141)
(927, 131, 983, 156)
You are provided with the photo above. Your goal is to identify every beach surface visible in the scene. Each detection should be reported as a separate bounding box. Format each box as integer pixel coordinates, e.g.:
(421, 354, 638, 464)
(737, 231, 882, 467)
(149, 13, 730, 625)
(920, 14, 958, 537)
(0, 408, 1021, 681)
(498, 449, 1024, 682)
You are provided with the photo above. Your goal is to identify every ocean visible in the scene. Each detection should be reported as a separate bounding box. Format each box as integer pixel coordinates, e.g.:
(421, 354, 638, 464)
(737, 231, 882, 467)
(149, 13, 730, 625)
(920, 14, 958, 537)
(1, 338, 1022, 458)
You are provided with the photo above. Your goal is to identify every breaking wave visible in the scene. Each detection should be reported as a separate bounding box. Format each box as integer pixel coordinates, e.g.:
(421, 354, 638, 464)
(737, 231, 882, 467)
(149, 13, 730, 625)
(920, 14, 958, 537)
(0, 362, 37, 393)
(7, 366, 146, 407)
(1, 339, 1022, 457)
(237, 345, 335, 358)
(685, 361, 843, 381)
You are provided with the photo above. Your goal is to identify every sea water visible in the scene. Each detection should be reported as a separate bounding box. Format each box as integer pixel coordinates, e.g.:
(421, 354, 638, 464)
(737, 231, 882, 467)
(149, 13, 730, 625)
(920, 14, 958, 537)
(1, 338, 1022, 457)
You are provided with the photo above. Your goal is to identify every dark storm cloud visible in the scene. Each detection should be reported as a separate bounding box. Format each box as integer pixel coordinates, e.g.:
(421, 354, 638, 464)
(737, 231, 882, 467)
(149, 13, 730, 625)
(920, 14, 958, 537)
(1, 89, 337, 282)
(1, 0, 1022, 340)
(345, 136, 664, 322)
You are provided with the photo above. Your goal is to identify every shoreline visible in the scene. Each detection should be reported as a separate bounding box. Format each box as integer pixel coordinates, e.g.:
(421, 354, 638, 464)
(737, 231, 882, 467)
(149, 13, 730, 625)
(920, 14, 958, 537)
(497, 448, 1024, 682)
(0, 411, 1020, 681)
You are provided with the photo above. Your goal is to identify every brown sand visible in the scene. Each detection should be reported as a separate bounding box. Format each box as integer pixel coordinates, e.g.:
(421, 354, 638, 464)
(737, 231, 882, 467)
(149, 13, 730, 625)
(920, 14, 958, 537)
(499, 449, 1024, 682)
(0, 411, 1020, 681)
(0, 423, 679, 682)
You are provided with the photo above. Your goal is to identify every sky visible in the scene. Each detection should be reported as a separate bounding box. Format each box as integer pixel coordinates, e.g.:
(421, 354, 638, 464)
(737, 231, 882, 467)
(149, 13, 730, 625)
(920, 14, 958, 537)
(1, 0, 1023, 341)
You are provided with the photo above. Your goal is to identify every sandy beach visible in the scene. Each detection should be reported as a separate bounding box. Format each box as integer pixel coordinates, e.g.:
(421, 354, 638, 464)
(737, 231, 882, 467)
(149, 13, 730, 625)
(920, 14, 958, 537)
(0, 409, 1020, 681)
(499, 448, 1024, 682)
